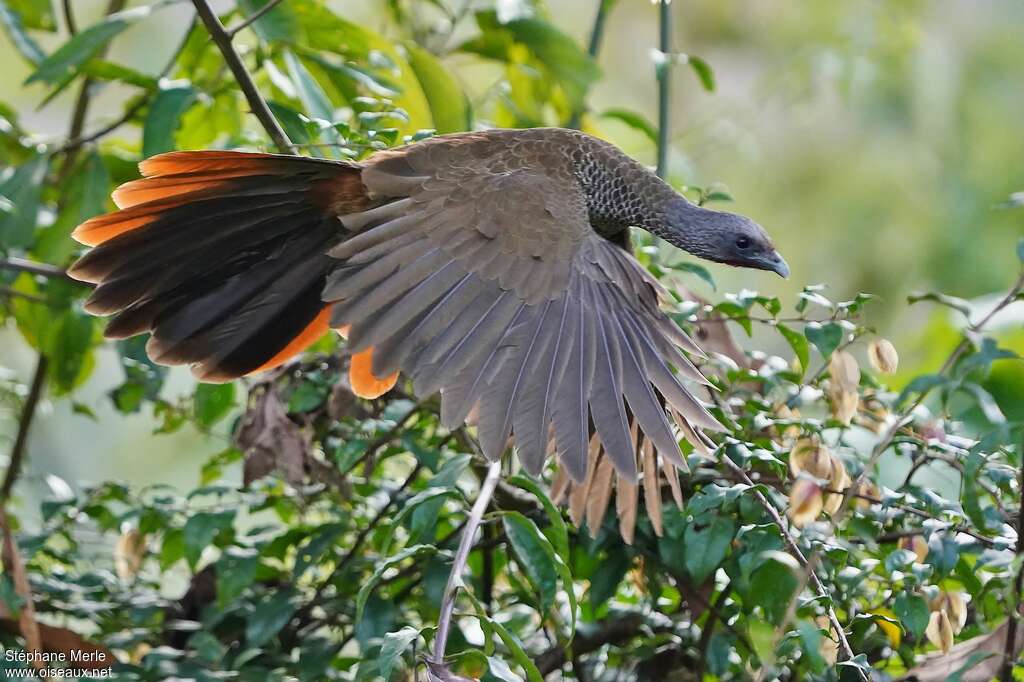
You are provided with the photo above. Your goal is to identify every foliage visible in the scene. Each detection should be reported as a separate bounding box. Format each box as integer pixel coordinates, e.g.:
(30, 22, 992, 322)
(1, 1, 1022, 680)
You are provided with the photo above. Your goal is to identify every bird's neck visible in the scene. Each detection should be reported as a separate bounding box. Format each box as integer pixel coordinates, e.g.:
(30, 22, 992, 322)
(571, 135, 683, 240)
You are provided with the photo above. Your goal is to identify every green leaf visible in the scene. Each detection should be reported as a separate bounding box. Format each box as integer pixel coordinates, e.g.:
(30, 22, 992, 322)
(182, 510, 235, 568)
(684, 514, 735, 583)
(47, 311, 97, 395)
(246, 590, 297, 647)
(194, 383, 235, 428)
(588, 545, 629, 610)
(748, 551, 799, 623)
(284, 50, 335, 123)
(25, 7, 148, 85)
(686, 55, 716, 91)
(0, 0, 46, 64)
(463, 589, 542, 682)
(893, 592, 928, 639)
(777, 324, 809, 377)
(1017, 236, 1024, 262)
(804, 322, 843, 359)
(216, 547, 259, 607)
(502, 511, 558, 611)
(380, 488, 460, 556)
(668, 261, 716, 290)
(0, 153, 47, 248)
(238, 0, 298, 43)
(379, 626, 420, 680)
(81, 59, 159, 89)
(142, 83, 198, 158)
(508, 475, 569, 562)
(34, 150, 109, 263)
(355, 544, 441, 623)
(600, 108, 658, 143)
(403, 41, 468, 134)
(410, 453, 471, 543)
(6, 0, 54, 30)
(488, 656, 523, 682)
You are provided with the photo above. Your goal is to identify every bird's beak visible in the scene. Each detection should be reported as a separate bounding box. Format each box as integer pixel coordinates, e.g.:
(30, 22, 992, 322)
(769, 251, 790, 279)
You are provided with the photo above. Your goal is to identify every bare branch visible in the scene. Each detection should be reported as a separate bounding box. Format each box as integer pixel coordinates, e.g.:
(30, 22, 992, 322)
(655, 0, 672, 178)
(0, 257, 79, 283)
(190, 0, 295, 154)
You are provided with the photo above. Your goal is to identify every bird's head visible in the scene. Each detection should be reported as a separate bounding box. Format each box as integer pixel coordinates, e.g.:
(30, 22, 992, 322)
(660, 198, 789, 278)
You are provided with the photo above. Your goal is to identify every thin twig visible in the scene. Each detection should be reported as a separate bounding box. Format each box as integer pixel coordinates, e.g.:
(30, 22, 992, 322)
(0, 257, 79, 283)
(61, 0, 77, 35)
(433, 459, 502, 663)
(655, 0, 672, 178)
(1, 356, 48, 505)
(190, 0, 295, 154)
(226, 0, 285, 38)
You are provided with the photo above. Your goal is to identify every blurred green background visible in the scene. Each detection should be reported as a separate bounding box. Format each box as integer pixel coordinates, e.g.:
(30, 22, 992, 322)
(2, 0, 1023, 497)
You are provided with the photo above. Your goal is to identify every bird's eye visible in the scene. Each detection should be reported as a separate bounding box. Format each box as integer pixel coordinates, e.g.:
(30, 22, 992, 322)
(735, 237, 751, 250)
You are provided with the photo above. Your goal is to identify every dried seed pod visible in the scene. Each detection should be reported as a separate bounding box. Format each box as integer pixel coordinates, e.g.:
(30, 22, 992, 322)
(823, 456, 851, 515)
(114, 529, 146, 579)
(855, 479, 881, 510)
(868, 339, 899, 374)
(925, 609, 954, 653)
(788, 478, 824, 527)
(898, 535, 929, 564)
(931, 590, 968, 634)
(789, 439, 833, 479)
(829, 350, 860, 392)
(830, 388, 859, 425)
(815, 615, 839, 665)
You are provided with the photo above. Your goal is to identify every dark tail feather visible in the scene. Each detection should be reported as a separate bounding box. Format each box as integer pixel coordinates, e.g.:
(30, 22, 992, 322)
(69, 150, 369, 382)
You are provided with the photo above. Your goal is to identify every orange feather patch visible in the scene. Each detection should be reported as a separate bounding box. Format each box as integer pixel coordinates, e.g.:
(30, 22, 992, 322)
(334, 325, 398, 399)
(248, 306, 332, 376)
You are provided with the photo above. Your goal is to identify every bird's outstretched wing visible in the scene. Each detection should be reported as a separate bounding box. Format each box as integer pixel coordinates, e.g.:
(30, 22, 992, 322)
(325, 133, 723, 482)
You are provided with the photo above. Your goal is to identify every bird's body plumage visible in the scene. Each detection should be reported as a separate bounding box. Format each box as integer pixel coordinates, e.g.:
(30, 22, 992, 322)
(70, 127, 786, 494)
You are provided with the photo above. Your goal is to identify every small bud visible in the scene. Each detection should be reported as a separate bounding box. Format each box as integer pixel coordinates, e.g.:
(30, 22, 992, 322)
(788, 478, 824, 527)
(829, 350, 860, 392)
(925, 610, 954, 653)
(789, 439, 833, 479)
(898, 535, 929, 564)
(931, 590, 968, 634)
(869, 339, 899, 374)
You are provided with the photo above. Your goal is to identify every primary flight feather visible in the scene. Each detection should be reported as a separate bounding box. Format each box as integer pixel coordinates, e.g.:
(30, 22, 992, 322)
(69, 127, 787, 488)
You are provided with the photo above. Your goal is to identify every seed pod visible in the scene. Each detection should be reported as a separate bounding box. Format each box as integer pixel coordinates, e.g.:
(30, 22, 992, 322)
(789, 439, 833, 479)
(925, 609, 954, 653)
(855, 479, 880, 510)
(788, 478, 824, 527)
(829, 350, 860, 392)
(898, 535, 929, 564)
(114, 529, 146, 579)
(931, 590, 968, 634)
(830, 388, 859, 425)
(823, 456, 851, 515)
(869, 339, 899, 374)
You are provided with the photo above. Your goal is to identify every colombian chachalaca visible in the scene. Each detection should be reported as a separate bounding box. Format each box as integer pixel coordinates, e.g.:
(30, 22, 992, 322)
(69, 127, 787, 491)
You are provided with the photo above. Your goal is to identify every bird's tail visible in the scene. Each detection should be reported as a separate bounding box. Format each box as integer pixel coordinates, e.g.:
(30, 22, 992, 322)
(69, 150, 373, 383)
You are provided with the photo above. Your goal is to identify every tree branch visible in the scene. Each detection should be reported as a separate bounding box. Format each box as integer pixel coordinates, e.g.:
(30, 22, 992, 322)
(433, 459, 502, 663)
(0, 257, 79, 283)
(190, 0, 295, 154)
(1, 355, 48, 505)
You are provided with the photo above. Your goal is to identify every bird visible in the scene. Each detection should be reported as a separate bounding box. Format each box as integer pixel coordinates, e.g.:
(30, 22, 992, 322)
(68, 127, 787, 514)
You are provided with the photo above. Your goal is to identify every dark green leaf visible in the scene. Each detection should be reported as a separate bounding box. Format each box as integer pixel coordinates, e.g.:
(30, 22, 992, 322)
(684, 514, 735, 583)
(669, 260, 716, 290)
(589, 546, 629, 610)
(216, 547, 259, 606)
(142, 84, 198, 158)
(0, 153, 47, 248)
(804, 322, 843, 359)
(182, 510, 235, 568)
(893, 592, 928, 639)
(502, 511, 558, 611)
(748, 551, 799, 623)
(356, 544, 441, 623)
(246, 590, 297, 647)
